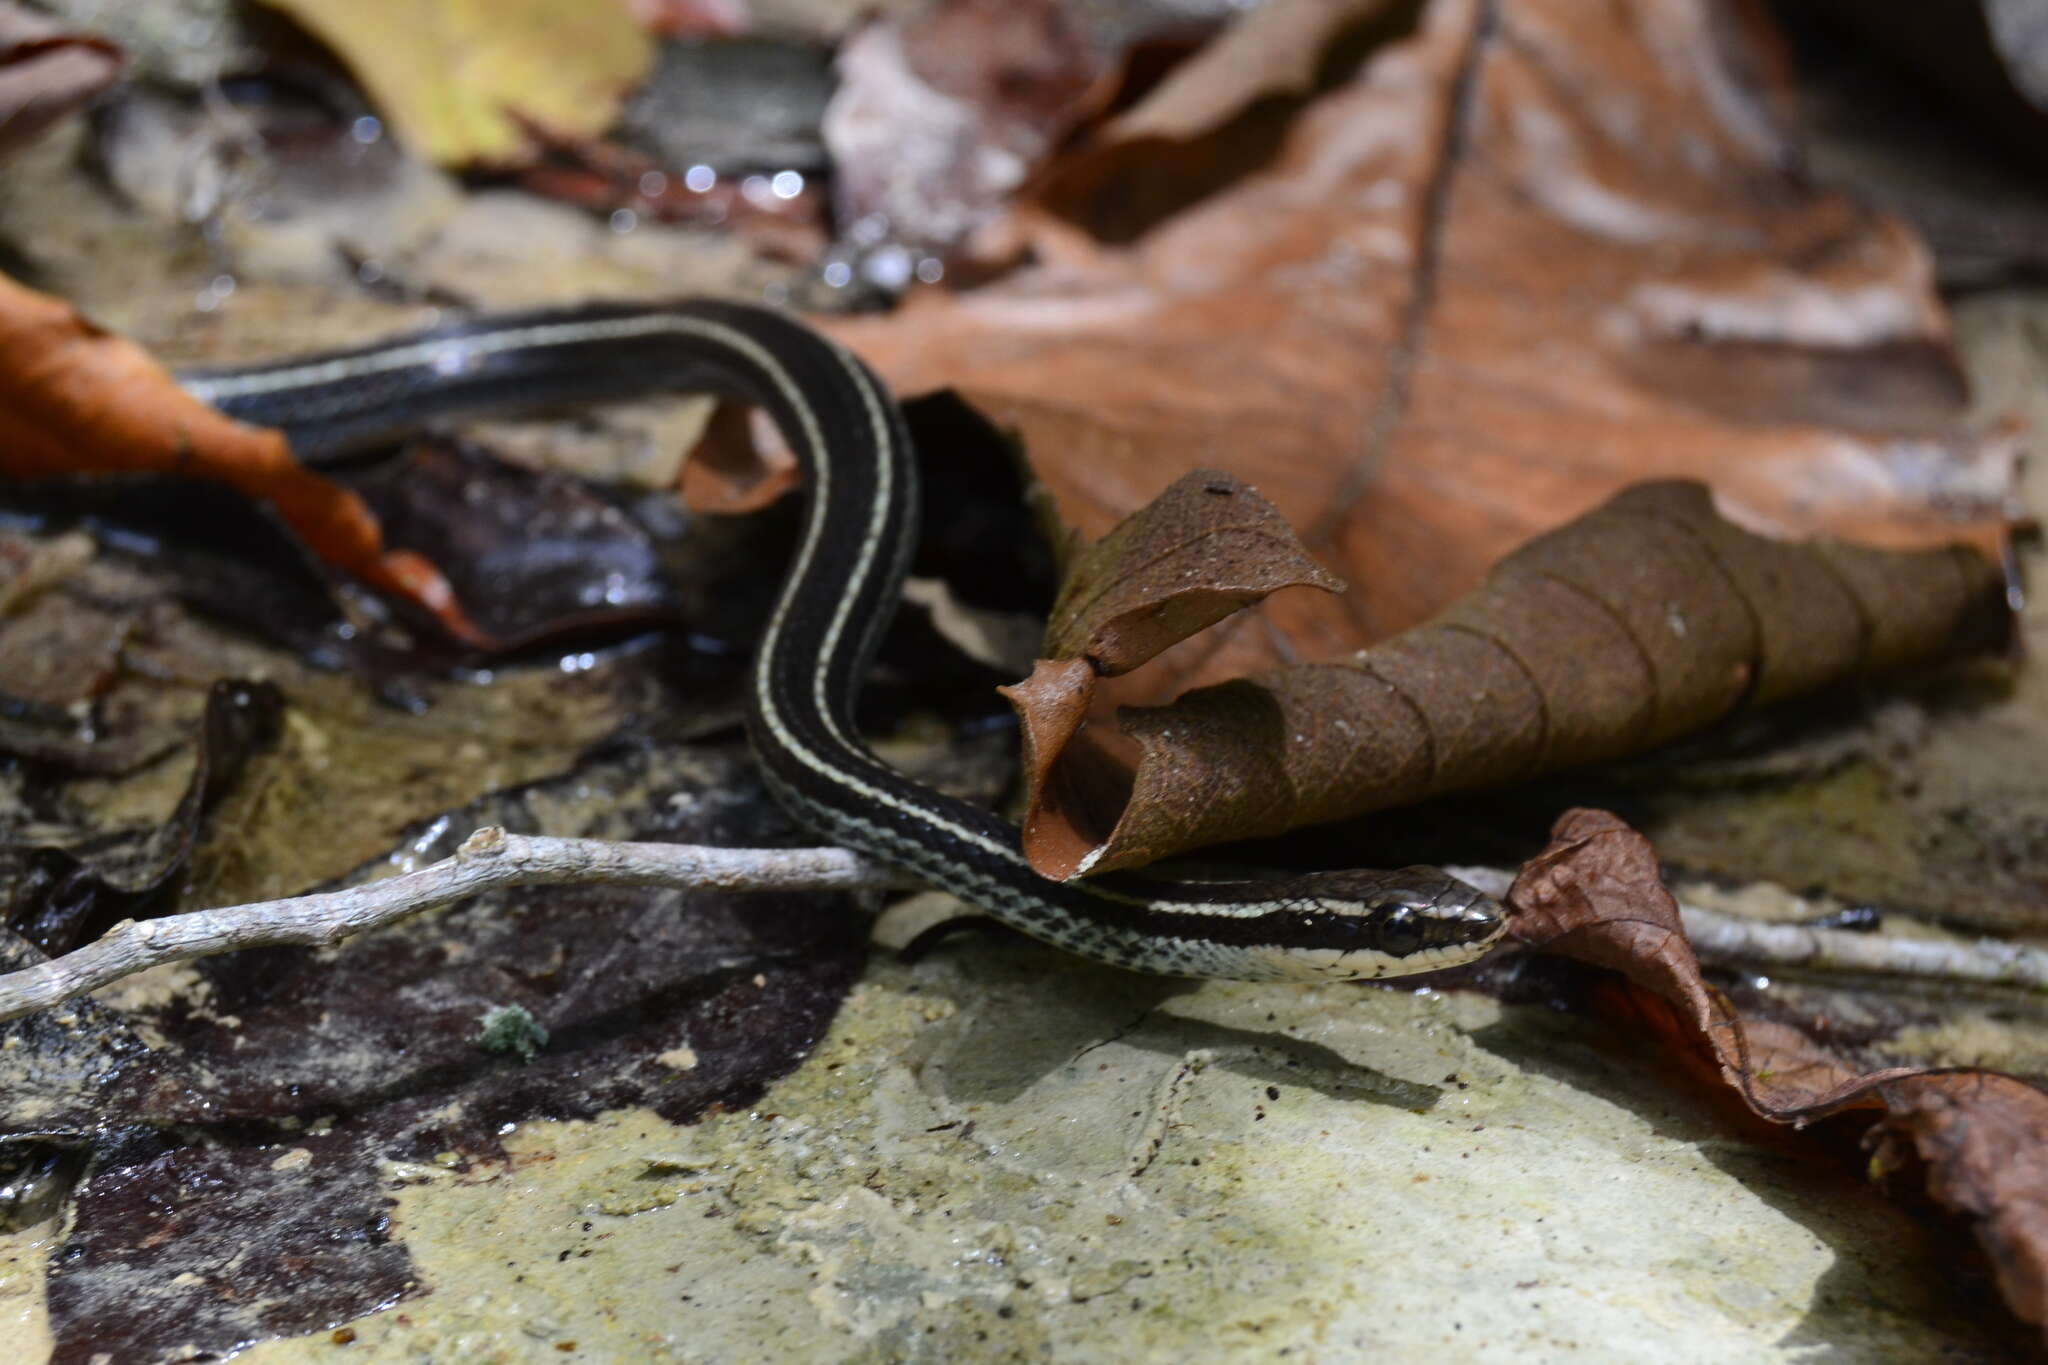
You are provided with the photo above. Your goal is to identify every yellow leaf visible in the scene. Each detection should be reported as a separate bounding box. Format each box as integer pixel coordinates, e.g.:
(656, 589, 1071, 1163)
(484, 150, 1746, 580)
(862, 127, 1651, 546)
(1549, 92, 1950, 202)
(256, 0, 652, 165)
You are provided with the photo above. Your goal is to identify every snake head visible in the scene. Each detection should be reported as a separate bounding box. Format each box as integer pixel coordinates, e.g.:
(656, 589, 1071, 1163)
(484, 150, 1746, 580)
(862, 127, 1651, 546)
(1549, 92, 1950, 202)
(1247, 866, 1507, 982)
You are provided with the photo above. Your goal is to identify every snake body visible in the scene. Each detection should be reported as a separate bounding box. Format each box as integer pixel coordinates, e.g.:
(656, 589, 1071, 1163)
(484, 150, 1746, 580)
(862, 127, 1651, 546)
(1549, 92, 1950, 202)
(181, 300, 1504, 981)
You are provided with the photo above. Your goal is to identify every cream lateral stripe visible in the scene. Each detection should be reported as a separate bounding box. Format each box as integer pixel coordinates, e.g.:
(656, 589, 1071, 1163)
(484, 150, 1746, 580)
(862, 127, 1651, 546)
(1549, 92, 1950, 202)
(183, 314, 742, 400)
(735, 327, 1028, 870)
(813, 338, 899, 755)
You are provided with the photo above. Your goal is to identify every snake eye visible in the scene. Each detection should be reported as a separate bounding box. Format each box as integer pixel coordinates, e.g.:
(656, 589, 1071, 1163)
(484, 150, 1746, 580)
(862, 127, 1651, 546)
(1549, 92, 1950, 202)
(1369, 902, 1429, 957)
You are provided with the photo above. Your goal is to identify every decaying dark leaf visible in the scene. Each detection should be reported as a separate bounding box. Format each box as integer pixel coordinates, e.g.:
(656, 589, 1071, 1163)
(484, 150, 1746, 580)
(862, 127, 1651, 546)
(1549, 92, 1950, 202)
(1014, 479, 2007, 878)
(3, 679, 283, 954)
(515, 117, 827, 261)
(1507, 808, 2048, 1339)
(0, 478, 393, 684)
(346, 438, 685, 649)
(16, 741, 865, 1363)
(0, 531, 129, 712)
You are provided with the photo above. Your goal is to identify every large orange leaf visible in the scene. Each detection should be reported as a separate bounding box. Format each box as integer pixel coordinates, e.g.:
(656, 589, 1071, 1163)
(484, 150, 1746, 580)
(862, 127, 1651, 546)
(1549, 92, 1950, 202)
(823, 0, 2021, 704)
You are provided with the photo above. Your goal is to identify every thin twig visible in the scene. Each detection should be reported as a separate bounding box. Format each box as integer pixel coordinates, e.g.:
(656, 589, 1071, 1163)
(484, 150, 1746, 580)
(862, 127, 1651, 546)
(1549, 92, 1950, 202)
(1674, 907, 2048, 990)
(1449, 864, 2048, 992)
(0, 844, 2039, 1026)
(0, 828, 901, 1025)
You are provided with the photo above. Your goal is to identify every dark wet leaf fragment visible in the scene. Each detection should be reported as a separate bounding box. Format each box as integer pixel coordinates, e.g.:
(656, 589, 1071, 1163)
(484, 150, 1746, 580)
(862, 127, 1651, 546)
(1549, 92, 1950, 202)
(4, 679, 283, 954)
(344, 438, 682, 649)
(3, 477, 368, 669)
(33, 740, 863, 1362)
(44, 1128, 412, 1365)
(0, 926, 150, 1140)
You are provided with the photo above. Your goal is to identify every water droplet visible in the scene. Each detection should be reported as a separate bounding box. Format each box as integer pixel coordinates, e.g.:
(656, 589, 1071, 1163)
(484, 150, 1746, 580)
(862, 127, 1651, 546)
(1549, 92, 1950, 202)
(684, 164, 716, 193)
(915, 256, 945, 284)
(350, 115, 382, 145)
(638, 170, 668, 197)
(822, 261, 853, 288)
(770, 170, 804, 200)
(609, 208, 638, 234)
(862, 245, 912, 292)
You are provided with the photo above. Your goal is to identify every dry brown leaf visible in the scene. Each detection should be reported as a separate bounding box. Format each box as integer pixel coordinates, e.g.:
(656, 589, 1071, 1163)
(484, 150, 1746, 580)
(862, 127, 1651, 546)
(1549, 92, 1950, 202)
(1097, 0, 1392, 145)
(823, 0, 2021, 705)
(0, 3, 124, 160)
(1015, 479, 2006, 876)
(674, 401, 801, 516)
(1508, 808, 2048, 1340)
(252, 0, 652, 166)
(0, 271, 488, 645)
(996, 657, 1119, 881)
(1043, 468, 1341, 673)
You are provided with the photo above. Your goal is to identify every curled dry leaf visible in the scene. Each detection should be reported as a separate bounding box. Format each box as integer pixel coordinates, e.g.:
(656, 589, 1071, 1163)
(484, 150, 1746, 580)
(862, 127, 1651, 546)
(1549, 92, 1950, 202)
(674, 401, 802, 515)
(0, 2, 125, 160)
(824, 0, 2020, 702)
(1509, 809, 2048, 1339)
(251, 0, 652, 166)
(0, 271, 489, 645)
(1016, 479, 2007, 876)
(1043, 468, 1341, 673)
(1005, 467, 1342, 878)
(999, 657, 1118, 881)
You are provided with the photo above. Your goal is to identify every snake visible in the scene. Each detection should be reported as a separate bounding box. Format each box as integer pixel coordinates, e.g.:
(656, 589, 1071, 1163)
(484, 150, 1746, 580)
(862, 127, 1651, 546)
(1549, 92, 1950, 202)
(180, 300, 1505, 982)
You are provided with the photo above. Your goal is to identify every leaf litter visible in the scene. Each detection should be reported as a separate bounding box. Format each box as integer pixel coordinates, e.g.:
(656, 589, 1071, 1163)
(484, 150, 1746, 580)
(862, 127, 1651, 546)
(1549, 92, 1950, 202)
(0, 0, 2042, 1350)
(825, 0, 2045, 1338)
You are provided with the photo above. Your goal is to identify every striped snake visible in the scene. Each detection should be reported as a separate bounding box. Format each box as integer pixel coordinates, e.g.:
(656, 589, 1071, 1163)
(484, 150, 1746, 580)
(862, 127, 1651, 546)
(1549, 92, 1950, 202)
(181, 300, 1505, 981)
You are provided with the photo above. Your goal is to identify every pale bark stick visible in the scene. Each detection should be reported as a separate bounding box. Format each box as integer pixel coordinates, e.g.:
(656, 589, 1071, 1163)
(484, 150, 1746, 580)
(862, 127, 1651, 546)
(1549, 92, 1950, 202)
(0, 845, 2037, 1026)
(0, 828, 899, 1023)
(1449, 865, 2048, 992)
